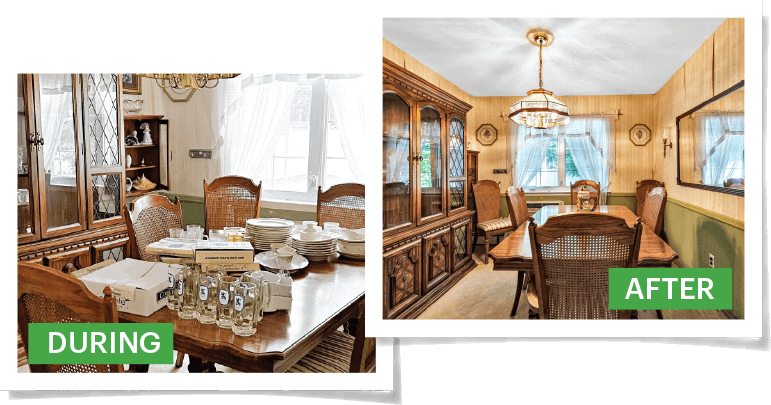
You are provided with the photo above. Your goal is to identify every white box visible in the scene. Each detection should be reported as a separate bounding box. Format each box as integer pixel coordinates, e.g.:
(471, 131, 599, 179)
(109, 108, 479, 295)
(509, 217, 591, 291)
(194, 241, 255, 264)
(80, 258, 176, 317)
(146, 239, 196, 258)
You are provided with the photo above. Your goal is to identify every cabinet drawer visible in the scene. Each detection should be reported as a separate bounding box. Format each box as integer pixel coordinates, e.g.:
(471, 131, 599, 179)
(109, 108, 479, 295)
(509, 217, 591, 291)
(383, 239, 421, 319)
(422, 227, 452, 295)
(42, 246, 92, 274)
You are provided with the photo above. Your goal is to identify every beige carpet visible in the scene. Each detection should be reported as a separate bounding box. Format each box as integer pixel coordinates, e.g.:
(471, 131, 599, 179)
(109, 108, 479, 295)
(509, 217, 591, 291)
(418, 245, 730, 320)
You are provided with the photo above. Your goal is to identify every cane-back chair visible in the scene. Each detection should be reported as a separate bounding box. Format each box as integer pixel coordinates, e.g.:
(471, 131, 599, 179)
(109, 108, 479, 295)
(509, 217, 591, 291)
(570, 180, 600, 210)
(641, 186, 667, 235)
(317, 183, 365, 230)
(18, 261, 123, 373)
(472, 180, 513, 264)
(527, 212, 643, 319)
(122, 194, 183, 262)
(635, 180, 665, 216)
(203, 176, 262, 234)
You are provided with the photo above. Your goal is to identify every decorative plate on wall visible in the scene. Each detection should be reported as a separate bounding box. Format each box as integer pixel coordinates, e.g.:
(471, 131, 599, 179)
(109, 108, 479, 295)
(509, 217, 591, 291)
(629, 124, 651, 146)
(476, 124, 498, 146)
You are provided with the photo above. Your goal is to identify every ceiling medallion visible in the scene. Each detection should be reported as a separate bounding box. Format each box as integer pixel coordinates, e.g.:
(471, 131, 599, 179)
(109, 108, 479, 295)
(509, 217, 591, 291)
(509, 29, 570, 130)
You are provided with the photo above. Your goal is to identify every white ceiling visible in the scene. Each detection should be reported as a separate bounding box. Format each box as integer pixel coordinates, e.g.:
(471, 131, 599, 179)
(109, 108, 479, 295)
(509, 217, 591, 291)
(383, 18, 725, 97)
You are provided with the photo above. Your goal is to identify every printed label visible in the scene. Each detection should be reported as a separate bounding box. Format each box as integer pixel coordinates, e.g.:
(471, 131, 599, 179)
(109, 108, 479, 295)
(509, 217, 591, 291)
(168, 274, 175, 289)
(234, 295, 244, 312)
(219, 289, 231, 306)
(176, 280, 184, 296)
(199, 285, 209, 301)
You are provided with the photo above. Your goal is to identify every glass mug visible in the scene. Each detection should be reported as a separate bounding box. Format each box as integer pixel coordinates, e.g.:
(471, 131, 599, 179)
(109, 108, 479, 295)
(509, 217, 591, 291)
(169, 228, 183, 239)
(243, 271, 272, 322)
(216, 276, 240, 329)
(166, 264, 184, 311)
(232, 282, 259, 336)
(224, 227, 244, 242)
(196, 268, 221, 324)
(177, 264, 198, 319)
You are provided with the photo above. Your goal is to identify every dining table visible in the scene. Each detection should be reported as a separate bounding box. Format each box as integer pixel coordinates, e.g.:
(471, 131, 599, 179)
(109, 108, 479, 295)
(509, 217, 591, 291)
(119, 254, 366, 373)
(489, 205, 678, 316)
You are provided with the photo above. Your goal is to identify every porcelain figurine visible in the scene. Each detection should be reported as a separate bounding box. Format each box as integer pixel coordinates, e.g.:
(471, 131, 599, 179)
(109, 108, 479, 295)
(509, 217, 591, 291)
(140, 123, 153, 145)
(126, 155, 132, 168)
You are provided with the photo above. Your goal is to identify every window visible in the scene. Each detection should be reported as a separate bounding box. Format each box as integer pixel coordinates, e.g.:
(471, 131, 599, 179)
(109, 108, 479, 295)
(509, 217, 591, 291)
(522, 137, 581, 189)
(220, 74, 363, 203)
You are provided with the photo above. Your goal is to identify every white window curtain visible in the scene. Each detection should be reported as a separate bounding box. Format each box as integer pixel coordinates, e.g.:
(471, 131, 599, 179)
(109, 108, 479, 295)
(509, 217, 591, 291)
(214, 74, 305, 179)
(694, 112, 744, 187)
(325, 76, 365, 183)
(510, 115, 615, 204)
(39, 74, 74, 175)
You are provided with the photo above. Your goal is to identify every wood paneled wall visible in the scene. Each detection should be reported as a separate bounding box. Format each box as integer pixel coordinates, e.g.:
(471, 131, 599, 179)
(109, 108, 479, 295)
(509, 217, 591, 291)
(653, 18, 744, 221)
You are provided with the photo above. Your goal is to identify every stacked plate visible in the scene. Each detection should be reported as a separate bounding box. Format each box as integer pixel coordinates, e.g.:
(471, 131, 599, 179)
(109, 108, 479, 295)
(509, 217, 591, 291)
(291, 232, 338, 261)
(246, 218, 294, 251)
(338, 229, 365, 260)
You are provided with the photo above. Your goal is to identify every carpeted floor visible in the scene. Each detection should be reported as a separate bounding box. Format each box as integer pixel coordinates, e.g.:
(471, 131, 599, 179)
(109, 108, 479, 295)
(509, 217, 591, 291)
(417, 244, 731, 320)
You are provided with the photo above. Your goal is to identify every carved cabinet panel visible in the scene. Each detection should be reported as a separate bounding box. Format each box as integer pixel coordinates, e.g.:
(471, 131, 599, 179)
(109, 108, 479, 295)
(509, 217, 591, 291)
(452, 219, 472, 273)
(383, 239, 421, 319)
(422, 228, 452, 295)
(42, 246, 92, 274)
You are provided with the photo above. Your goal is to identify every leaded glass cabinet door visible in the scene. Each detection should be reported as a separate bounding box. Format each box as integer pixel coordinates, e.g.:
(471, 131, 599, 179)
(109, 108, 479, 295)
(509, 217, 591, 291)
(31, 74, 87, 238)
(383, 90, 415, 236)
(417, 104, 446, 225)
(17, 74, 41, 244)
(448, 115, 466, 213)
(83, 73, 125, 228)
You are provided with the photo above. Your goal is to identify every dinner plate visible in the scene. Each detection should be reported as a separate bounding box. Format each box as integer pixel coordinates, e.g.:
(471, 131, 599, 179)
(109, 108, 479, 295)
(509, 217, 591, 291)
(246, 218, 294, 228)
(338, 251, 365, 260)
(254, 251, 308, 273)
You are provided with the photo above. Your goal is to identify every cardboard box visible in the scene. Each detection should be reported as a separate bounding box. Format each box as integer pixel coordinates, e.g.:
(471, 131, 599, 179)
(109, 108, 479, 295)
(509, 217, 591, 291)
(194, 241, 254, 264)
(80, 258, 179, 316)
(146, 239, 196, 258)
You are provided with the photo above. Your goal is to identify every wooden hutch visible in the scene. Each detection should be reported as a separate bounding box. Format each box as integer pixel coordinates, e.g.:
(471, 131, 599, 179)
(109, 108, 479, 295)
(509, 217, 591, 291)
(17, 74, 129, 273)
(382, 58, 476, 319)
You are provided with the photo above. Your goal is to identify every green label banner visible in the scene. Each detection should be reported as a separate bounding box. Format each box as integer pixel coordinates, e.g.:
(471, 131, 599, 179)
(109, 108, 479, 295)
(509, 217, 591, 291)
(609, 268, 732, 310)
(27, 323, 173, 365)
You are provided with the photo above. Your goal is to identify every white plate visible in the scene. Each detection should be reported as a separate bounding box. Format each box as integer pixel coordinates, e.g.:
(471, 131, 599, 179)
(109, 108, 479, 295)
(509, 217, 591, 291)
(291, 232, 337, 243)
(246, 218, 294, 228)
(339, 251, 365, 260)
(254, 251, 308, 273)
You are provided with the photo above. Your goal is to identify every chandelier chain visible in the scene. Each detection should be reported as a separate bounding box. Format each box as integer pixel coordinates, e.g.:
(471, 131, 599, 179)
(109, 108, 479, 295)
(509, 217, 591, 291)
(539, 39, 543, 89)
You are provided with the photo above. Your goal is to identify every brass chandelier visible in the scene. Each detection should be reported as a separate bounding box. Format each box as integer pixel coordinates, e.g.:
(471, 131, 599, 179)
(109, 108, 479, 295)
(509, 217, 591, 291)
(509, 29, 570, 130)
(137, 74, 240, 91)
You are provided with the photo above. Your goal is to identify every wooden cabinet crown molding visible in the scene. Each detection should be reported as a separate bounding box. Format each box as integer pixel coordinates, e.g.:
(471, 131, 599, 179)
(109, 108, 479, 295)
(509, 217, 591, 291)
(383, 58, 473, 115)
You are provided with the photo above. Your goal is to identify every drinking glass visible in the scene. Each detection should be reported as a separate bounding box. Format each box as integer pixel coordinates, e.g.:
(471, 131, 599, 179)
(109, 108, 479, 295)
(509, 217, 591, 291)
(209, 229, 227, 242)
(187, 224, 201, 232)
(166, 264, 184, 311)
(232, 282, 258, 336)
(216, 275, 240, 329)
(224, 227, 244, 242)
(177, 264, 198, 319)
(169, 228, 183, 239)
(196, 268, 221, 324)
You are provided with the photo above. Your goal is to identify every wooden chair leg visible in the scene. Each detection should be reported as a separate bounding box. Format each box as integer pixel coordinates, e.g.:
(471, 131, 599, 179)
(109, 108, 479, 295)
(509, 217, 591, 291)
(472, 230, 478, 257)
(656, 310, 664, 319)
(175, 351, 185, 368)
(510, 271, 525, 317)
(483, 234, 490, 264)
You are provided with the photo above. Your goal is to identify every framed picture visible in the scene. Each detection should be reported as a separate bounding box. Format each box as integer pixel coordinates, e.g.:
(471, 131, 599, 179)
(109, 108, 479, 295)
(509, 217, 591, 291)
(629, 123, 651, 146)
(476, 124, 498, 146)
(122, 74, 142, 95)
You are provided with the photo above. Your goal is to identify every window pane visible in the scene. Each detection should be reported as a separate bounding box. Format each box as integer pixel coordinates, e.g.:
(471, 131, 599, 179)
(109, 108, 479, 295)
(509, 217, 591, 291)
(523, 139, 558, 188)
(324, 114, 355, 186)
(564, 144, 581, 186)
(264, 83, 311, 193)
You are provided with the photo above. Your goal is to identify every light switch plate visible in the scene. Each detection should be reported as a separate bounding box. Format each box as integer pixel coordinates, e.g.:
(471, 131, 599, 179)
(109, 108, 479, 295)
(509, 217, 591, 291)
(493, 169, 508, 174)
(189, 149, 212, 159)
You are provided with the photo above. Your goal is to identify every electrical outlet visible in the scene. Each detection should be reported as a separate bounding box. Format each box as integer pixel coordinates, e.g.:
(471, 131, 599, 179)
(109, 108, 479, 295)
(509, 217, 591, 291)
(709, 253, 715, 268)
(189, 149, 212, 159)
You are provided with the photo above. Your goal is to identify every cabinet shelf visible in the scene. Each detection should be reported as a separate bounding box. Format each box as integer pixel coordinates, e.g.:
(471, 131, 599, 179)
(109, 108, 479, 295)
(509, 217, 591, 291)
(126, 165, 157, 171)
(125, 144, 158, 149)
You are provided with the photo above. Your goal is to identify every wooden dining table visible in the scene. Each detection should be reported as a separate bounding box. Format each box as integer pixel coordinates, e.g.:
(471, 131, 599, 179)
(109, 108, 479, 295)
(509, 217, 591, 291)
(119, 254, 366, 373)
(489, 205, 678, 316)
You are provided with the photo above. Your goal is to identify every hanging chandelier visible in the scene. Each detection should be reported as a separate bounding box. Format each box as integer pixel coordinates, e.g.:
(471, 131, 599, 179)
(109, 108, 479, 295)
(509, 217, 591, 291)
(136, 74, 240, 91)
(509, 29, 570, 129)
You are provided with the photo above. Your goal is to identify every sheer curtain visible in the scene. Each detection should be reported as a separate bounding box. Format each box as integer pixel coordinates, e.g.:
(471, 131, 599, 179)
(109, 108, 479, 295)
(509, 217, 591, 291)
(511, 125, 555, 188)
(325, 76, 365, 183)
(39, 74, 73, 174)
(215, 74, 303, 179)
(695, 112, 744, 186)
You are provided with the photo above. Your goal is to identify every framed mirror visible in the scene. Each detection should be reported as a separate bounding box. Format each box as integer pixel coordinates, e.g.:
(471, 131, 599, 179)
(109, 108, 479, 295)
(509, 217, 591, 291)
(677, 80, 744, 196)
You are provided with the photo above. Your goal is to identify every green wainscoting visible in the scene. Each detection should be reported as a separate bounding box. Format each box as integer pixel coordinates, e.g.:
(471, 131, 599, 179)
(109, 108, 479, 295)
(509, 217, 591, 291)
(128, 193, 314, 228)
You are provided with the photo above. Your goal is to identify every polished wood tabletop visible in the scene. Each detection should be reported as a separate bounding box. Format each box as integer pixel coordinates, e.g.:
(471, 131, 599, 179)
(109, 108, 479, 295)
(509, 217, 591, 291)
(120, 254, 365, 372)
(489, 205, 678, 270)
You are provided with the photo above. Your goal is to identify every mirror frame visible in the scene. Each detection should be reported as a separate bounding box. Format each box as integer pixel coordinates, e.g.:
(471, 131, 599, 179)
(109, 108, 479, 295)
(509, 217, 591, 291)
(676, 80, 744, 197)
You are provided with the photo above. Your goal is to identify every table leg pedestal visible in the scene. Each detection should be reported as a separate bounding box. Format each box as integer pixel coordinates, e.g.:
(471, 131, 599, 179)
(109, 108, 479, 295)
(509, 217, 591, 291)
(510, 271, 525, 317)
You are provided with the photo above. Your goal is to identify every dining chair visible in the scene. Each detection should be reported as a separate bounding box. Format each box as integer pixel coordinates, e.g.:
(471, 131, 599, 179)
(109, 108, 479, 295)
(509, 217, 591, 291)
(641, 186, 667, 236)
(569, 180, 600, 209)
(527, 212, 643, 319)
(635, 180, 665, 217)
(317, 183, 365, 230)
(504, 186, 529, 316)
(472, 180, 513, 264)
(288, 309, 375, 373)
(17, 261, 124, 373)
(203, 175, 262, 234)
(122, 194, 183, 262)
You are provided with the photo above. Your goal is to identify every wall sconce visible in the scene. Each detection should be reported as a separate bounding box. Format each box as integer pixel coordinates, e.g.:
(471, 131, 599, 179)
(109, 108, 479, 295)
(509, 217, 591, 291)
(662, 127, 673, 157)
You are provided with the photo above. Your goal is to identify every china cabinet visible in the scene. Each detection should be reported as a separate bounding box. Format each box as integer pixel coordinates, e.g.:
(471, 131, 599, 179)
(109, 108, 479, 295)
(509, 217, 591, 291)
(123, 115, 171, 197)
(382, 58, 476, 319)
(17, 74, 129, 272)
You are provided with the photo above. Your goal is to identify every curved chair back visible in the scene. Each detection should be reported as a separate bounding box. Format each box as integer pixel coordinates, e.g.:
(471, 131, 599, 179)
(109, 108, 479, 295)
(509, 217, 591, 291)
(472, 180, 501, 224)
(505, 186, 529, 229)
(528, 212, 643, 319)
(635, 180, 665, 216)
(203, 176, 262, 234)
(18, 261, 123, 373)
(122, 194, 183, 261)
(317, 183, 365, 230)
(641, 186, 667, 235)
(570, 180, 600, 208)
